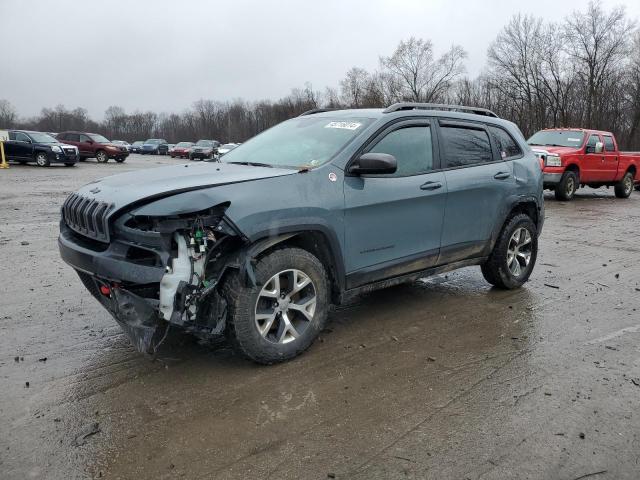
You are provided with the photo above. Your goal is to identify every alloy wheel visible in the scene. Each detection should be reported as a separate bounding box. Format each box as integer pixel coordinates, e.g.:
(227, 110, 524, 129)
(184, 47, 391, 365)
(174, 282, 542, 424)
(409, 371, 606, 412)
(36, 153, 48, 166)
(254, 269, 317, 344)
(506, 227, 532, 278)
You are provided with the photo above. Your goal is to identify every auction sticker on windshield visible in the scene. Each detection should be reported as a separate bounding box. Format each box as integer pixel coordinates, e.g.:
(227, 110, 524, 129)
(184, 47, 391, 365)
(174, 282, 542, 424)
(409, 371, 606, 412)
(325, 121, 362, 130)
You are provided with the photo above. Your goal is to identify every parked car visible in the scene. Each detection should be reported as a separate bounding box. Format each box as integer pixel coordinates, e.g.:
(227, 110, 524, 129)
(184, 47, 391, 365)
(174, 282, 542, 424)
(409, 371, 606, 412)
(170, 141, 194, 159)
(190, 139, 219, 160)
(217, 143, 239, 156)
(130, 141, 144, 153)
(112, 140, 131, 151)
(59, 103, 543, 364)
(528, 128, 639, 200)
(4, 130, 79, 167)
(141, 139, 169, 155)
(56, 131, 129, 163)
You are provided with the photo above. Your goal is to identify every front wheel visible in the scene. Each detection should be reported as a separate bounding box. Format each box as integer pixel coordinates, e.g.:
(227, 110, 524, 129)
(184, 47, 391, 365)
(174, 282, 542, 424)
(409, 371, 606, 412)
(481, 213, 538, 290)
(96, 150, 109, 163)
(554, 171, 578, 201)
(35, 152, 50, 167)
(614, 171, 634, 198)
(223, 247, 329, 364)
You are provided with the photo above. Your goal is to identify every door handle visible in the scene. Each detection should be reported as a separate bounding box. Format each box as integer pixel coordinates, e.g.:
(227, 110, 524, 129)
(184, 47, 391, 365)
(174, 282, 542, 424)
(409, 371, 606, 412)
(494, 171, 511, 180)
(420, 181, 442, 190)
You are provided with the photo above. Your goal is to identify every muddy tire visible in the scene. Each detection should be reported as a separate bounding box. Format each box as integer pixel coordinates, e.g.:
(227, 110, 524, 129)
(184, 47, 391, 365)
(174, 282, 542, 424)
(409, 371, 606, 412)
(614, 171, 634, 198)
(481, 213, 538, 290)
(96, 150, 109, 163)
(35, 152, 50, 167)
(223, 247, 329, 364)
(554, 171, 578, 201)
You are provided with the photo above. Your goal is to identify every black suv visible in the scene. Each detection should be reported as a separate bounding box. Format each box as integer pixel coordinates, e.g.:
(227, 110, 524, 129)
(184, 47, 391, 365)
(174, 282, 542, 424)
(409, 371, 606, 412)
(4, 130, 79, 167)
(59, 103, 544, 364)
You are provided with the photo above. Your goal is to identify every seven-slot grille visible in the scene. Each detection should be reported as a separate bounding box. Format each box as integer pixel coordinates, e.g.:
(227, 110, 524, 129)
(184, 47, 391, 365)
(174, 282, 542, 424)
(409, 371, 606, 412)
(62, 193, 113, 242)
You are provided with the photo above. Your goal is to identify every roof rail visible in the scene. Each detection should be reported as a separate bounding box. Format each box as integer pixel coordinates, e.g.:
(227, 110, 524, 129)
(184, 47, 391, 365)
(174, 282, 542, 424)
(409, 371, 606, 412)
(382, 102, 499, 118)
(298, 108, 335, 116)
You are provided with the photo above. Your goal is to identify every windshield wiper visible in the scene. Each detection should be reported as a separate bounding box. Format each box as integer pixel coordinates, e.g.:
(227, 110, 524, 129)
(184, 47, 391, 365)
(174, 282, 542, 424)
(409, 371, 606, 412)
(227, 161, 273, 168)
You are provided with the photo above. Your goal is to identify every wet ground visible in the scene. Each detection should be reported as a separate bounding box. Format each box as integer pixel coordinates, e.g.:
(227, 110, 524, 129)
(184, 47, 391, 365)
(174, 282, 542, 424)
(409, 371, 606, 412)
(1, 155, 639, 480)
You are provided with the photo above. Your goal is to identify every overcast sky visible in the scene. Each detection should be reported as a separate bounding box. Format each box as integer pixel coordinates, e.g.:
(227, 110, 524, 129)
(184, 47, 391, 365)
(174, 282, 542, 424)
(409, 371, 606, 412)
(2, 0, 639, 119)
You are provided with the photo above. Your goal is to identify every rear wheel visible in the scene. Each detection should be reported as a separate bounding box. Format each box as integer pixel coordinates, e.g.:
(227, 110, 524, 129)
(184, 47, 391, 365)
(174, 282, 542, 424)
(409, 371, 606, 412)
(554, 171, 578, 201)
(223, 247, 329, 364)
(35, 152, 50, 167)
(614, 171, 634, 198)
(96, 150, 109, 163)
(481, 213, 538, 289)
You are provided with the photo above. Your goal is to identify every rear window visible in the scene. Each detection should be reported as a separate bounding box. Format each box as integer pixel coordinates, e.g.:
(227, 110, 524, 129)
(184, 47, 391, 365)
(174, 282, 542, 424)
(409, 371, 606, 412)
(488, 126, 522, 159)
(440, 125, 493, 168)
(603, 136, 615, 152)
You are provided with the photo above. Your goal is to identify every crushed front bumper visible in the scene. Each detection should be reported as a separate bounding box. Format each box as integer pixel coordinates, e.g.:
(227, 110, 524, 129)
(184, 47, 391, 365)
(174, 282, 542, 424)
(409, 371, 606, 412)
(76, 271, 165, 353)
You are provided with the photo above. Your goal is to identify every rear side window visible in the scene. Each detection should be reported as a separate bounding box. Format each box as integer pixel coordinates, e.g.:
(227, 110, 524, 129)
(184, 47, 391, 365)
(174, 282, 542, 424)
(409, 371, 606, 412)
(15, 132, 30, 142)
(67, 133, 80, 142)
(368, 126, 433, 177)
(603, 136, 615, 152)
(57, 133, 67, 140)
(79, 134, 91, 142)
(488, 126, 522, 159)
(440, 125, 492, 168)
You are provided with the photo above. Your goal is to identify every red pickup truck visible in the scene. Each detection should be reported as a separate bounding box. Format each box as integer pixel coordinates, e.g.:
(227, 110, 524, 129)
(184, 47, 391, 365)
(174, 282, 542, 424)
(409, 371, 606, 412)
(527, 128, 639, 200)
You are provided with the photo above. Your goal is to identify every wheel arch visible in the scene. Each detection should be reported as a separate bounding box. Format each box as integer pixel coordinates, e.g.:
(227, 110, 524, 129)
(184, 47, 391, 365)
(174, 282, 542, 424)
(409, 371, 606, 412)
(487, 198, 541, 255)
(242, 227, 345, 303)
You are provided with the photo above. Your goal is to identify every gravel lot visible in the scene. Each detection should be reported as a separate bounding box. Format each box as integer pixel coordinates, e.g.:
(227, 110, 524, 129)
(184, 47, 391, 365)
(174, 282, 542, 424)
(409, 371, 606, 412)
(1, 154, 639, 479)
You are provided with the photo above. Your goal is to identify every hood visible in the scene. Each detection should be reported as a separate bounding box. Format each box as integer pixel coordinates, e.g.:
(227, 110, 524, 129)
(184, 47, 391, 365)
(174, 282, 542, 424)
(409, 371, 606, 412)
(529, 145, 581, 156)
(74, 161, 295, 214)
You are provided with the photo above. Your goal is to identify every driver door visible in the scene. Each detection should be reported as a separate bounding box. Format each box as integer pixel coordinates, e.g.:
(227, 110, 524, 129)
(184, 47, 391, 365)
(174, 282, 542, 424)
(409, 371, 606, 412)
(583, 133, 606, 181)
(343, 120, 446, 289)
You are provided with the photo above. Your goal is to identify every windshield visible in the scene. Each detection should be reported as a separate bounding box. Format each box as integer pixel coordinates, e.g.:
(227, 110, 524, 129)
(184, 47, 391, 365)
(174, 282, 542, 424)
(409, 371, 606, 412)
(29, 132, 58, 143)
(133, 141, 144, 146)
(220, 143, 236, 149)
(527, 130, 585, 148)
(196, 140, 214, 147)
(89, 134, 110, 143)
(176, 142, 193, 147)
(221, 117, 372, 168)
(145, 139, 162, 144)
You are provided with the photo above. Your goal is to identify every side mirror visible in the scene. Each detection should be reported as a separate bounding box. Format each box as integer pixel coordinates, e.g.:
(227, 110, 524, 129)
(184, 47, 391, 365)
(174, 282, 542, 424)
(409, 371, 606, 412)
(349, 153, 397, 175)
(595, 141, 604, 154)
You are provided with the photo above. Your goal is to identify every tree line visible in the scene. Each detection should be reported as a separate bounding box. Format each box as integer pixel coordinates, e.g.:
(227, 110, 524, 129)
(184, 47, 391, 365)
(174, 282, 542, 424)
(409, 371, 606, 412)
(1, 1, 639, 149)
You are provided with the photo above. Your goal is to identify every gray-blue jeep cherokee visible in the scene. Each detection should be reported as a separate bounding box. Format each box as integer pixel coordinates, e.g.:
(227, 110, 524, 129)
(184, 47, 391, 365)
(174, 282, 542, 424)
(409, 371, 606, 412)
(59, 103, 544, 363)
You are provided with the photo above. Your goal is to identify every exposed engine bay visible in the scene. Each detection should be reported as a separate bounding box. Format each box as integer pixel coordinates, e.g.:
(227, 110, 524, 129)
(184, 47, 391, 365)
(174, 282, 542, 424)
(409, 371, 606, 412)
(65, 203, 245, 354)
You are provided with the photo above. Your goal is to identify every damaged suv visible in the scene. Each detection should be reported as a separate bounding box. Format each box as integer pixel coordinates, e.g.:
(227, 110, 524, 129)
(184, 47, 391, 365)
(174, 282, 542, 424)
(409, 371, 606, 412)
(59, 103, 544, 364)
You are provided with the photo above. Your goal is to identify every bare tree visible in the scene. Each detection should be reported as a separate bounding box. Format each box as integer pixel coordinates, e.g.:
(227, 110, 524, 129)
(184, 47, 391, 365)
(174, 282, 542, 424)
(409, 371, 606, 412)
(564, 1, 636, 127)
(0, 99, 17, 127)
(380, 37, 466, 103)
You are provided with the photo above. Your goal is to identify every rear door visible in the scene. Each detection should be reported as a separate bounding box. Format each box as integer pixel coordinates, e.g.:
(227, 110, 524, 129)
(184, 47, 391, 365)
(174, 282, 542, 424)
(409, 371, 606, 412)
(601, 134, 619, 181)
(344, 119, 447, 288)
(5, 132, 33, 160)
(437, 120, 517, 264)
